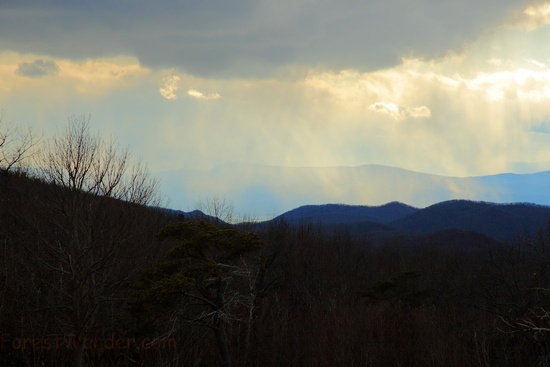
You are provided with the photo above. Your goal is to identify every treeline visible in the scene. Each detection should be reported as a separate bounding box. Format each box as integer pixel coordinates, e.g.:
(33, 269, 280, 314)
(134, 218, 550, 367)
(1, 117, 550, 366)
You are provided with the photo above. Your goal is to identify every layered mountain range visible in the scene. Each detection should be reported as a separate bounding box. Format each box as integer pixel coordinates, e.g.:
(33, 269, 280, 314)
(269, 200, 550, 242)
(158, 163, 550, 218)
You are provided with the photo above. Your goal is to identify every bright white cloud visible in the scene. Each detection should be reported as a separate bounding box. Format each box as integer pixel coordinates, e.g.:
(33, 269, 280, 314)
(368, 102, 432, 120)
(294, 52, 550, 175)
(459, 66, 550, 102)
(369, 101, 400, 116)
(159, 75, 181, 100)
(510, 3, 550, 30)
(187, 89, 221, 100)
(408, 105, 432, 119)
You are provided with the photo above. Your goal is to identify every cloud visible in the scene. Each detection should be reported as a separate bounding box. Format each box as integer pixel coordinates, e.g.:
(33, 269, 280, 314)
(159, 75, 181, 100)
(368, 102, 432, 120)
(458, 66, 550, 102)
(407, 105, 432, 119)
(187, 89, 221, 100)
(510, 3, 550, 30)
(0, 0, 534, 77)
(15, 59, 59, 77)
(3, 54, 149, 96)
(5, 5, 550, 184)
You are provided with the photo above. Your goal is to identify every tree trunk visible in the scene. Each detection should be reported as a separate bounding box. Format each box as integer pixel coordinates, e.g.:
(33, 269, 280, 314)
(214, 319, 231, 367)
(214, 281, 231, 367)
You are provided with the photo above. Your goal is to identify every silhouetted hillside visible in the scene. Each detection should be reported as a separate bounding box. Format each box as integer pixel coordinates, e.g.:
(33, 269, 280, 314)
(159, 208, 222, 223)
(274, 201, 418, 225)
(270, 199, 550, 242)
(4, 171, 550, 366)
(391, 200, 550, 241)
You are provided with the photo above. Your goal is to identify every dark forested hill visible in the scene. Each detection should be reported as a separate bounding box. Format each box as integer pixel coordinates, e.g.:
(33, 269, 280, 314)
(390, 200, 550, 241)
(269, 200, 550, 241)
(4, 171, 550, 366)
(273, 201, 419, 225)
(159, 208, 222, 223)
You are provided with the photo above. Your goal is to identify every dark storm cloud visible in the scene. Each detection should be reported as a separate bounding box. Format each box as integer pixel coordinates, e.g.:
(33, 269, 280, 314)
(0, 0, 534, 77)
(15, 59, 59, 77)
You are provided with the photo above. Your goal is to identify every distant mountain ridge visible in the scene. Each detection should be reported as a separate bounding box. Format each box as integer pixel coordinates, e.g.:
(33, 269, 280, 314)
(274, 201, 418, 224)
(158, 163, 550, 218)
(269, 200, 550, 242)
(159, 199, 550, 246)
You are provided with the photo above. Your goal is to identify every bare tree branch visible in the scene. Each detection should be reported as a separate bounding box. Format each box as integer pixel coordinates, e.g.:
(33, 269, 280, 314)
(0, 112, 37, 172)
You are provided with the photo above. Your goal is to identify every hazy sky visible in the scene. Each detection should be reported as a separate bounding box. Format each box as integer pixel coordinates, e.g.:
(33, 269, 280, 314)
(2, 0, 550, 179)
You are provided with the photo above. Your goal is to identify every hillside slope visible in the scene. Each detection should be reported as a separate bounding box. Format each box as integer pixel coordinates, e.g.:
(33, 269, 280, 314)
(270, 199, 550, 241)
(274, 201, 418, 225)
(390, 200, 550, 241)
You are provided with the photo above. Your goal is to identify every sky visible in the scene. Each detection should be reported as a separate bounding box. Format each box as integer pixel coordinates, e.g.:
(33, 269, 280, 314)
(2, 1, 550, 212)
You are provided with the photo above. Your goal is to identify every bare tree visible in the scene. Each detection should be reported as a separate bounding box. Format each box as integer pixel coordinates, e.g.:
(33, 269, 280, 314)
(197, 195, 235, 223)
(0, 114, 38, 357)
(0, 112, 36, 172)
(39, 114, 160, 205)
(26, 115, 163, 367)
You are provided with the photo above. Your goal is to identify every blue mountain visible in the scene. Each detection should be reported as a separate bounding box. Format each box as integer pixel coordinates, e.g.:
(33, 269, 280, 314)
(268, 199, 550, 242)
(157, 164, 550, 219)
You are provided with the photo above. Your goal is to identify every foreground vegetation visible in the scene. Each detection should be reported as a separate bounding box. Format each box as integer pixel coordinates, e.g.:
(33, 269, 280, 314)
(1, 117, 550, 366)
